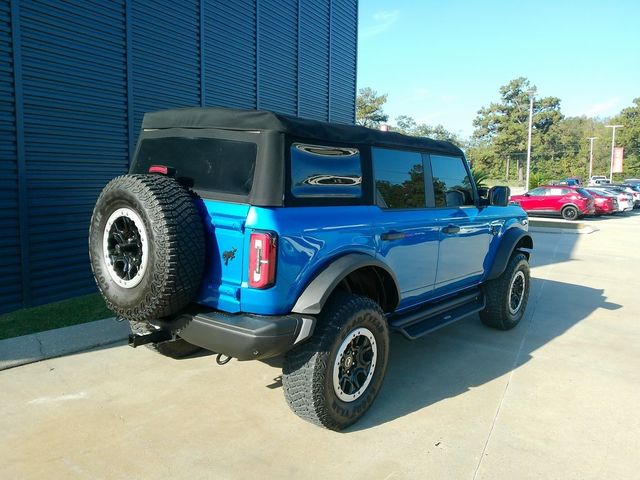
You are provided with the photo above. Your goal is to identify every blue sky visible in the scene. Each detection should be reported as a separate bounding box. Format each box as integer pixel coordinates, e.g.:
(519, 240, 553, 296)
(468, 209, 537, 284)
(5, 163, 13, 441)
(357, 0, 640, 138)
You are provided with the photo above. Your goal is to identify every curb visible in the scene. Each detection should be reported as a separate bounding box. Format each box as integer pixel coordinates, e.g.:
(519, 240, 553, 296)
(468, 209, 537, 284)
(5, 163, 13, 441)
(528, 219, 598, 235)
(0, 318, 130, 371)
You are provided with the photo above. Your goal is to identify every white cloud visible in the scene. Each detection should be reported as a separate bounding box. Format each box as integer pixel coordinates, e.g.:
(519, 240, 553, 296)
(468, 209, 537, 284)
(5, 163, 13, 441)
(360, 10, 400, 39)
(584, 97, 620, 117)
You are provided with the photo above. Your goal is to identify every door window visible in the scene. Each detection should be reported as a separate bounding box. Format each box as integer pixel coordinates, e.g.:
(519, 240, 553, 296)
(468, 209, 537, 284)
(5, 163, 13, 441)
(372, 148, 425, 209)
(528, 187, 546, 196)
(429, 155, 475, 207)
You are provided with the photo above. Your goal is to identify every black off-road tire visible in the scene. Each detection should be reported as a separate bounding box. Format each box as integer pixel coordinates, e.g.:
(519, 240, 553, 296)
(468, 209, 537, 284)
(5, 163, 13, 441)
(282, 293, 389, 431)
(480, 252, 530, 330)
(89, 174, 205, 322)
(129, 320, 202, 358)
(561, 205, 579, 220)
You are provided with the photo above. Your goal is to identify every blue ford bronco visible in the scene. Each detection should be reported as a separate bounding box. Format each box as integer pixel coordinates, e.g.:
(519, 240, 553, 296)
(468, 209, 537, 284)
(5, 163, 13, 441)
(89, 107, 533, 430)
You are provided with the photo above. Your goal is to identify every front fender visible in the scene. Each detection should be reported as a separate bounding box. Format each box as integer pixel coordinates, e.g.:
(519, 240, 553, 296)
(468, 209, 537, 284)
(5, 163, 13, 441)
(486, 228, 533, 281)
(291, 253, 400, 315)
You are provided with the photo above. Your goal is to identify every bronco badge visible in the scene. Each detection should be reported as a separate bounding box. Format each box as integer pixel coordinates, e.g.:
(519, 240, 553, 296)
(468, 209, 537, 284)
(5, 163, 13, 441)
(223, 247, 237, 266)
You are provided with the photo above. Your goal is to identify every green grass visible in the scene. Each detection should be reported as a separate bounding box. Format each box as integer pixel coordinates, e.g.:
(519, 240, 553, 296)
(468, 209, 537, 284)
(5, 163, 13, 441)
(0, 293, 113, 340)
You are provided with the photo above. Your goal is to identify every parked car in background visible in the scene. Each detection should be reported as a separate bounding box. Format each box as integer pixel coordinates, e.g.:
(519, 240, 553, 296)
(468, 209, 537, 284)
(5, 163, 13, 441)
(618, 184, 640, 207)
(624, 178, 640, 185)
(588, 186, 633, 212)
(510, 185, 595, 220)
(585, 189, 618, 215)
(589, 175, 609, 186)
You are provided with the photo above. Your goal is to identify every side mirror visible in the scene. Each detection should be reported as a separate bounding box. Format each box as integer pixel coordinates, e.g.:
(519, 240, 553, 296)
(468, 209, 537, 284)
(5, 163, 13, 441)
(489, 186, 510, 206)
(477, 187, 489, 199)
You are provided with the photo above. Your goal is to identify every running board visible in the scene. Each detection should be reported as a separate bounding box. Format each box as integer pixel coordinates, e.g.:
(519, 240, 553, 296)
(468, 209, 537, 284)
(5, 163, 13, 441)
(389, 291, 485, 340)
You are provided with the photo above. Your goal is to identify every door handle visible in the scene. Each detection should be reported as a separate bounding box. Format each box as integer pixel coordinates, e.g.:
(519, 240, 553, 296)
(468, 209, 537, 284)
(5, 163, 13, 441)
(380, 231, 405, 241)
(441, 225, 460, 235)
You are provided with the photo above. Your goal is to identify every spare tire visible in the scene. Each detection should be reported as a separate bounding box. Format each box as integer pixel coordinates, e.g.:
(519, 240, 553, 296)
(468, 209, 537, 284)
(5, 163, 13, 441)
(89, 174, 205, 322)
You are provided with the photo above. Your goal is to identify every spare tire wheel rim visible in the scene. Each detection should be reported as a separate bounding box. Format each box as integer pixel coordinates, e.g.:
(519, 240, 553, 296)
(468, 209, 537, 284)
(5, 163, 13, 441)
(508, 270, 526, 315)
(333, 327, 378, 402)
(102, 207, 149, 289)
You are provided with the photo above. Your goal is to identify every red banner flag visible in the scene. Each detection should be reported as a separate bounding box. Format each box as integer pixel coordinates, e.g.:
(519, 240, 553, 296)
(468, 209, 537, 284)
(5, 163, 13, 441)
(612, 147, 624, 173)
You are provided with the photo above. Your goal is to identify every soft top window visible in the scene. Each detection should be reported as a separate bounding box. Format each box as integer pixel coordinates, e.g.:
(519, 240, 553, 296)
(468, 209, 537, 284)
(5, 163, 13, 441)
(290, 143, 362, 198)
(134, 136, 257, 197)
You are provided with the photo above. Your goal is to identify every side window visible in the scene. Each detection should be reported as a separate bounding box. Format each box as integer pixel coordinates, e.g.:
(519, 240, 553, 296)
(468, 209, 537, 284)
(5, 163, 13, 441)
(373, 148, 425, 209)
(528, 187, 546, 196)
(546, 188, 564, 196)
(290, 143, 362, 198)
(430, 155, 475, 207)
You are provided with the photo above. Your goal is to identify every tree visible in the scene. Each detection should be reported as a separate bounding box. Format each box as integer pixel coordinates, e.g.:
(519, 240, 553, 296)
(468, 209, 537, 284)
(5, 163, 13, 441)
(470, 77, 563, 182)
(356, 87, 389, 128)
(393, 115, 463, 147)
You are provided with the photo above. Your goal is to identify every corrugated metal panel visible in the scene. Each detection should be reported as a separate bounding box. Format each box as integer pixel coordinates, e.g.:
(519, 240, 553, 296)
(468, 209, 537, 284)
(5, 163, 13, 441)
(130, 0, 201, 138)
(329, 0, 356, 124)
(257, 0, 297, 114)
(1, 0, 357, 314)
(0, 0, 22, 313)
(298, 0, 330, 121)
(19, 0, 128, 305)
(203, 0, 256, 109)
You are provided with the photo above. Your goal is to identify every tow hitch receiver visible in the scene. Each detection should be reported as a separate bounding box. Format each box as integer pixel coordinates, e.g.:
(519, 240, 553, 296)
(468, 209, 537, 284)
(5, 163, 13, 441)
(128, 329, 172, 348)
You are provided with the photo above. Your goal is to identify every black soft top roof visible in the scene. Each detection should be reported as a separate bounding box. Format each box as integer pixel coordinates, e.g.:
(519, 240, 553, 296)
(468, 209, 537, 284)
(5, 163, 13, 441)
(142, 107, 464, 156)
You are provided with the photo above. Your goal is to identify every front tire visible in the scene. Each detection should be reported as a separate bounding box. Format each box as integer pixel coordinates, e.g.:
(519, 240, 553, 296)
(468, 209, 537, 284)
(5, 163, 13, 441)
(282, 293, 389, 431)
(480, 252, 530, 330)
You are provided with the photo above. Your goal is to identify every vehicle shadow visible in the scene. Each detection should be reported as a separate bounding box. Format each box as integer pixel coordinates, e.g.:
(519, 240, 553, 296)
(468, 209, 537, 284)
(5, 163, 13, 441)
(344, 278, 620, 431)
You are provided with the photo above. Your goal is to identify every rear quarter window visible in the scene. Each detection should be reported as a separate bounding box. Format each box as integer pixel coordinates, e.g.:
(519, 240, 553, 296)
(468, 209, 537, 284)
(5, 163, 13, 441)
(290, 143, 362, 198)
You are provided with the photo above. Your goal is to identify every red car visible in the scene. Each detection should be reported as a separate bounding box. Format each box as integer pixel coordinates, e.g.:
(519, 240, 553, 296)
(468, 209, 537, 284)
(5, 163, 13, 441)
(510, 185, 595, 220)
(586, 189, 618, 215)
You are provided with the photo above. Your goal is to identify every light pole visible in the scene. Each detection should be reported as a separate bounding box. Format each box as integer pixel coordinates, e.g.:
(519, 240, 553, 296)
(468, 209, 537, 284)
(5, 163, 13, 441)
(525, 91, 534, 191)
(605, 125, 623, 182)
(587, 137, 597, 180)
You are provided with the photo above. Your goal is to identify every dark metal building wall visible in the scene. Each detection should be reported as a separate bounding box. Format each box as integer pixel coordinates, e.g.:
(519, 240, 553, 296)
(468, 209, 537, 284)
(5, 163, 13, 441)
(1, 0, 357, 314)
(0, 0, 22, 312)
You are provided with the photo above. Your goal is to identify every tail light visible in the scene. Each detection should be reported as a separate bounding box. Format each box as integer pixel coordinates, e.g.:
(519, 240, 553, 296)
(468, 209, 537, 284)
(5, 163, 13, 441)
(249, 232, 277, 289)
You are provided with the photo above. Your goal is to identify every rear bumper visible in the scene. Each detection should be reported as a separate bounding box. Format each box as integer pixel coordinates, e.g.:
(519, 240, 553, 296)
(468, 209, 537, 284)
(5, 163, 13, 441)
(176, 310, 316, 360)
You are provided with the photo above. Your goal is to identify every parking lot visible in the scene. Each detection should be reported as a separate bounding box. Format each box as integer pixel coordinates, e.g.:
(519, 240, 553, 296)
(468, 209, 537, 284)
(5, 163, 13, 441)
(2, 213, 639, 479)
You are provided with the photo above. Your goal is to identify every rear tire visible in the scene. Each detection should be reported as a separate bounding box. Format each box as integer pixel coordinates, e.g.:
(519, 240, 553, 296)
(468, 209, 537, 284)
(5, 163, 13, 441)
(480, 252, 530, 330)
(561, 205, 579, 220)
(282, 293, 389, 431)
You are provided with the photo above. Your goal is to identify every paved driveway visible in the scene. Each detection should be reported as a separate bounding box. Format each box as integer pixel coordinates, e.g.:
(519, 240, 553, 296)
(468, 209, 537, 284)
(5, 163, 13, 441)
(2, 213, 639, 479)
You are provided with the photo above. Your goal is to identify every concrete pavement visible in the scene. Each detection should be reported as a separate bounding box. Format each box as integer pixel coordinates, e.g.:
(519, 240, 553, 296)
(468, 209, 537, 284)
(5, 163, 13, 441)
(1, 212, 639, 479)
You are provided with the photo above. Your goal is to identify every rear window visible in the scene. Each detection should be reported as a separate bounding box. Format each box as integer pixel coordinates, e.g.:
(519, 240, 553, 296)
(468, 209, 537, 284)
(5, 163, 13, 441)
(134, 137, 257, 196)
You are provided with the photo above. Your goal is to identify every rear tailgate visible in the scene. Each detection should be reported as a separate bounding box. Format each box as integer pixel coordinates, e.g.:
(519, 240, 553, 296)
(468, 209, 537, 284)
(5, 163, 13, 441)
(196, 200, 250, 313)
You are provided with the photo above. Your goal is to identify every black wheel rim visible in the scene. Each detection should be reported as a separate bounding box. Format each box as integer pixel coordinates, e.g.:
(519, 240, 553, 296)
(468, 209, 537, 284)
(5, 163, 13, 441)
(333, 327, 377, 402)
(508, 270, 526, 315)
(565, 208, 576, 219)
(107, 216, 143, 281)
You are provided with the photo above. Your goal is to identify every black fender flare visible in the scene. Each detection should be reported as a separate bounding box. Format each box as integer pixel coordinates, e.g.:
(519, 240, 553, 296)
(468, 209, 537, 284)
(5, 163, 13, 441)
(291, 253, 400, 315)
(486, 228, 533, 281)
